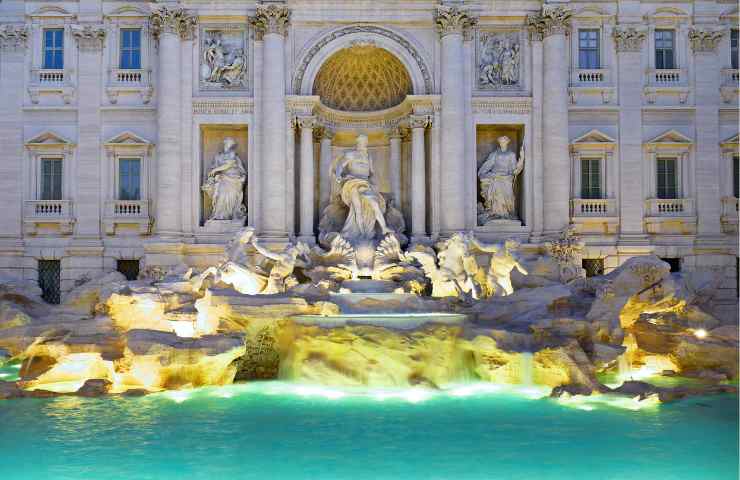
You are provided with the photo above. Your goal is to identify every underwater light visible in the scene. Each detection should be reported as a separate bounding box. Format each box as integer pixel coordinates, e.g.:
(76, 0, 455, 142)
(165, 390, 192, 403)
(693, 329, 708, 339)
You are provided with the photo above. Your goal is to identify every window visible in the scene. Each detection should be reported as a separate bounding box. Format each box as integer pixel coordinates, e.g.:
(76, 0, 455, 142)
(580, 158, 602, 199)
(40, 158, 63, 200)
(655, 30, 675, 70)
(733, 155, 739, 198)
(731, 29, 738, 70)
(38, 260, 61, 304)
(43, 29, 64, 69)
(656, 157, 678, 199)
(120, 29, 142, 70)
(582, 259, 604, 277)
(578, 30, 600, 69)
(118, 158, 141, 200)
(117, 259, 140, 281)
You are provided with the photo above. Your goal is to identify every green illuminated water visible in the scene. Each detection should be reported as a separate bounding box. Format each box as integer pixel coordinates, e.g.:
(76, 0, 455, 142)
(0, 381, 737, 480)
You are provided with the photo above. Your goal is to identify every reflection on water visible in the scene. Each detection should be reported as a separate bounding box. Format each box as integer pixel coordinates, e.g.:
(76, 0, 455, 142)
(0, 381, 737, 480)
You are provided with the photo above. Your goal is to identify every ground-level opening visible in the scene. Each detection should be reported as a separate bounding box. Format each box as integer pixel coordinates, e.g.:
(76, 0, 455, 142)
(38, 259, 60, 304)
(117, 259, 141, 281)
(582, 258, 604, 277)
(660, 257, 681, 273)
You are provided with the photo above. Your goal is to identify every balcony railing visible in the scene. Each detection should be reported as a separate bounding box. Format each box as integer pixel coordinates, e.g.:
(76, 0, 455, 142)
(33, 69, 65, 85)
(646, 69, 686, 86)
(24, 200, 72, 218)
(109, 68, 150, 86)
(105, 199, 149, 218)
(570, 198, 617, 217)
(572, 69, 608, 85)
(721, 196, 738, 217)
(721, 69, 740, 87)
(645, 198, 695, 216)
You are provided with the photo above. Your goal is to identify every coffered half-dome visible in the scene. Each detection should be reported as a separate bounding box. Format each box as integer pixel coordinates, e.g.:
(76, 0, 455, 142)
(312, 44, 413, 112)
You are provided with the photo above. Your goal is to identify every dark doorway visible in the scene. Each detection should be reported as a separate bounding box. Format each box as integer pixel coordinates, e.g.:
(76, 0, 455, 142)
(38, 260, 61, 304)
(582, 258, 604, 277)
(660, 257, 681, 273)
(117, 259, 140, 281)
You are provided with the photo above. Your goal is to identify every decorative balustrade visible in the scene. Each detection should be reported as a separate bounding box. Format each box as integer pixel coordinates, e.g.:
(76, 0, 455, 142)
(646, 69, 685, 86)
(109, 69, 150, 85)
(105, 200, 149, 218)
(572, 69, 608, 85)
(570, 198, 617, 217)
(34, 69, 65, 85)
(721, 69, 740, 87)
(24, 200, 72, 218)
(645, 198, 695, 216)
(721, 196, 738, 217)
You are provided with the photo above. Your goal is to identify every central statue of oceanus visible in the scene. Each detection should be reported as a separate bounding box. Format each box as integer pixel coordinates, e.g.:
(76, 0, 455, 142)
(318, 134, 405, 246)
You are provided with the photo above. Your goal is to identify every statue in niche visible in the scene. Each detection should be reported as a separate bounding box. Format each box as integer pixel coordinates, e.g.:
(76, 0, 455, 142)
(319, 134, 405, 245)
(477, 135, 524, 224)
(202, 137, 246, 222)
(479, 33, 520, 88)
(201, 32, 247, 87)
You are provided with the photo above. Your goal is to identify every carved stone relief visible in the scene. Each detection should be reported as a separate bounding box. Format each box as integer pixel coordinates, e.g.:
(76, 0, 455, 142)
(477, 31, 521, 90)
(200, 27, 248, 90)
(71, 24, 106, 51)
(0, 24, 28, 51)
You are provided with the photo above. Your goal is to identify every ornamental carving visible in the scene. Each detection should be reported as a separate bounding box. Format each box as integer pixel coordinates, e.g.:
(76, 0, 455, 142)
(0, 24, 28, 50)
(612, 27, 646, 52)
(688, 28, 723, 53)
(200, 28, 248, 89)
(71, 24, 106, 50)
(477, 31, 521, 90)
(149, 7, 197, 41)
(297, 116, 317, 130)
(408, 114, 430, 129)
(435, 5, 477, 38)
(252, 4, 291, 38)
(526, 5, 572, 40)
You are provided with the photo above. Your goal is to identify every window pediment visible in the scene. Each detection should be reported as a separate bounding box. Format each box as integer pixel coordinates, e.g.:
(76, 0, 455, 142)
(721, 133, 739, 148)
(25, 131, 75, 151)
(645, 129, 693, 151)
(107, 6, 150, 19)
(29, 6, 73, 18)
(104, 131, 153, 154)
(570, 129, 616, 151)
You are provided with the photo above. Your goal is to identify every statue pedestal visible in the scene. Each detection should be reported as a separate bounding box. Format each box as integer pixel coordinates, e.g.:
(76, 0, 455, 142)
(203, 219, 245, 234)
(474, 219, 529, 242)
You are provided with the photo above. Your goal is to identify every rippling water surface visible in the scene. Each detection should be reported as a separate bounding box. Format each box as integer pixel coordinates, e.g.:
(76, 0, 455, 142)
(0, 382, 737, 480)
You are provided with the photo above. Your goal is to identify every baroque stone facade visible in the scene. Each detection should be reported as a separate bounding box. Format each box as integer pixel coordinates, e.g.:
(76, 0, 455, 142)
(0, 0, 737, 316)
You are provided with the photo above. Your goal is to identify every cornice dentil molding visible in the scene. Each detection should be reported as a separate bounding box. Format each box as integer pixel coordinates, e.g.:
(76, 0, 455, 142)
(0, 24, 28, 51)
(612, 27, 647, 52)
(435, 5, 477, 38)
(251, 4, 291, 39)
(526, 5, 572, 41)
(689, 28, 723, 53)
(71, 24, 106, 50)
(149, 7, 198, 41)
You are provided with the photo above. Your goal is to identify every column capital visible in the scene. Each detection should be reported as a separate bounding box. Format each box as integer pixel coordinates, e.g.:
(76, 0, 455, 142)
(71, 24, 106, 51)
(297, 115, 317, 130)
(149, 6, 198, 41)
(612, 27, 647, 53)
(435, 5, 477, 38)
(526, 5, 572, 41)
(389, 126, 405, 139)
(409, 114, 431, 129)
(0, 24, 28, 51)
(689, 28, 723, 54)
(252, 4, 291, 39)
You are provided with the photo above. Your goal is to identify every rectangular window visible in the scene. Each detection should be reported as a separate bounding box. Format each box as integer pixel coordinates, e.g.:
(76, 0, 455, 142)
(733, 155, 739, 198)
(656, 157, 678, 199)
(40, 158, 63, 200)
(118, 158, 141, 200)
(120, 29, 142, 70)
(43, 28, 64, 69)
(580, 158, 602, 199)
(578, 29, 600, 69)
(731, 29, 738, 70)
(655, 30, 675, 70)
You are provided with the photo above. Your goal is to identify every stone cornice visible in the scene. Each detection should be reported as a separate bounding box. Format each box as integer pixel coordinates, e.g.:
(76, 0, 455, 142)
(526, 5, 572, 41)
(612, 27, 646, 52)
(192, 99, 254, 115)
(472, 97, 531, 115)
(435, 5, 477, 38)
(252, 4, 291, 39)
(149, 7, 197, 41)
(0, 24, 28, 51)
(689, 28, 723, 53)
(71, 24, 106, 51)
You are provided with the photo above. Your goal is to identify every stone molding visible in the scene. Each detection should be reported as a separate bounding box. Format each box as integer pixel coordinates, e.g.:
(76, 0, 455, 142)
(71, 24, 106, 51)
(526, 5, 572, 41)
(612, 27, 646, 52)
(252, 4, 291, 39)
(192, 99, 254, 115)
(408, 114, 431, 129)
(149, 7, 198, 41)
(435, 5, 477, 38)
(688, 28, 723, 53)
(0, 24, 28, 51)
(296, 115, 317, 130)
(471, 97, 531, 115)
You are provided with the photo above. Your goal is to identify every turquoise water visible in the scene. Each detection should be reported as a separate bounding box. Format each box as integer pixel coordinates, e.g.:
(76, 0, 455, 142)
(0, 382, 737, 480)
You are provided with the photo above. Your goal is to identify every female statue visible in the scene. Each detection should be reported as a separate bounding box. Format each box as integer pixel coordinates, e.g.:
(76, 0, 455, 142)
(478, 136, 524, 222)
(202, 137, 246, 221)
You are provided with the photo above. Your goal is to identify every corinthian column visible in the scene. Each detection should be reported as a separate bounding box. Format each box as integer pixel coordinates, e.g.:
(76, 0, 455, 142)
(527, 6, 571, 235)
(252, 4, 290, 239)
(297, 116, 316, 242)
(149, 7, 197, 238)
(435, 4, 476, 235)
(409, 115, 429, 239)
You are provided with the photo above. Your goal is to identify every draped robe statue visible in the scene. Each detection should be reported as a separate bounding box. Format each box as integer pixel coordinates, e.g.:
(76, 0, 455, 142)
(202, 137, 246, 222)
(478, 135, 524, 223)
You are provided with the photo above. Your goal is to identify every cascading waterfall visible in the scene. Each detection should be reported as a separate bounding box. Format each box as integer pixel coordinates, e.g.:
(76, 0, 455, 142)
(617, 355, 631, 381)
(520, 352, 534, 386)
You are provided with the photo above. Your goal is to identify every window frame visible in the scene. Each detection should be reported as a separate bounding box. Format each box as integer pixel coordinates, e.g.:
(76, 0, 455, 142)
(578, 29, 600, 69)
(580, 157, 602, 199)
(656, 156, 679, 199)
(42, 28, 64, 70)
(116, 157, 142, 201)
(731, 29, 739, 70)
(119, 28, 142, 70)
(655, 29, 676, 70)
(39, 157, 64, 201)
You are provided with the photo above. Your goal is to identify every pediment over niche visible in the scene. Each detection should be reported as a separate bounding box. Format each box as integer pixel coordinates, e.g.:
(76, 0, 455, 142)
(25, 131, 74, 147)
(646, 129, 693, 145)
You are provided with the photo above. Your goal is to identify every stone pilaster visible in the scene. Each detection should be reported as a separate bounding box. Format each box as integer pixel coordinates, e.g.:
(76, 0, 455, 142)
(72, 24, 106, 239)
(691, 28, 723, 240)
(252, 4, 290, 239)
(527, 6, 572, 235)
(149, 7, 197, 238)
(529, 29, 544, 240)
(319, 129, 334, 211)
(409, 115, 430, 239)
(435, 4, 476, 235)
(0, 25, 27, 239)
(388, 127, 403, 208)
(613, 26, 647, 243)
(298, 115, 317, 242)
